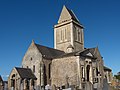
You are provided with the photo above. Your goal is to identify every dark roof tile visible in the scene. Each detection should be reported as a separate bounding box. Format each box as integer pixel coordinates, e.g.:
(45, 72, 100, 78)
(15, 67, 37, 79)
(54, 48, 97, 59)
(35, 44, 65, 59)
(104, 66, 112, 71)
(66, 7, 80, 23)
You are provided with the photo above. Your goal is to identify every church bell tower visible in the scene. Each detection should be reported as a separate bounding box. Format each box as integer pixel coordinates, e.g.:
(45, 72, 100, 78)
(54, 6, 84, 53)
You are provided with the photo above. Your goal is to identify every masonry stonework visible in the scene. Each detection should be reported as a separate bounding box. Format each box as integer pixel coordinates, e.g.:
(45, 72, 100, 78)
(51, 56, 79, 87)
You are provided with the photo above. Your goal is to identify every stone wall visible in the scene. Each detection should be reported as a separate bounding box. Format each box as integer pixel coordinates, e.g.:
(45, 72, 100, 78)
(51, 56, 79, 87)
(22, 42, 42, 86)
(54, 22, 72, 53)
(8, 68, 22, 90)
(22, 42, 52, 87)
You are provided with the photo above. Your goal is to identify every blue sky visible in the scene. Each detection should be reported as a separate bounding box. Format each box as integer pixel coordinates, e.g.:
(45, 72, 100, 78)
(0, 0, 120, 80)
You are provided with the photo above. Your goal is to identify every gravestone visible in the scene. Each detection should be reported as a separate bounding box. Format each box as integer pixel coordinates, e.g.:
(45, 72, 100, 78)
(45, 84, 52, 90)
(52, 84, 56, 90)
(63, 88, 71, 90)
(103, 78, 110, 90)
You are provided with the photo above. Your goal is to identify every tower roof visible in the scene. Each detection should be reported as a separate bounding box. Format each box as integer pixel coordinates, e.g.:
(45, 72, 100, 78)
(58, 5, 80, 24)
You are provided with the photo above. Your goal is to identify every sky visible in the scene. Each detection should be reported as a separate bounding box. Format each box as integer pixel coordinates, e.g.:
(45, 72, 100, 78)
(0, 0, 120, 80)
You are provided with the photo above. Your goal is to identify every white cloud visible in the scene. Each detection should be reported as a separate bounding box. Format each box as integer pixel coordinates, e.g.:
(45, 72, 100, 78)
(1, 75, 9, 78)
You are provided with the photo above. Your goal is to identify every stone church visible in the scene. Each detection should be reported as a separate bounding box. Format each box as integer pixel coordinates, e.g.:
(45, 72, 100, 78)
(8, 6, 112, 90)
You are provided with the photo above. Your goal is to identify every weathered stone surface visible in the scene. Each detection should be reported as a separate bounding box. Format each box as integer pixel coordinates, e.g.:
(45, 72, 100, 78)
(51, 56, 79, 87)
(22, 41, 43, 86)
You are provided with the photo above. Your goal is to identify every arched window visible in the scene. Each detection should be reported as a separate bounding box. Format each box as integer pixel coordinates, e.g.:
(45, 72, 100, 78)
(60, 29, 64, 41)
(43, 64, 47, 85)
(78, 30, 80, 42)
(93, 68, 95, 77)
(27, 66, 29, 68)
(81, 30, 83, 43)
(76, 29, 78, 41)
(96, 68, 98, 76)
(33, 65, 35, 73)
(11, 79, 15, 87)
(64, 28, 67, 40)
(81, 67, 84, 78)
(11, 74, 15, 87)
(86, 65, 90, 81)
(49, 64, 51, 79)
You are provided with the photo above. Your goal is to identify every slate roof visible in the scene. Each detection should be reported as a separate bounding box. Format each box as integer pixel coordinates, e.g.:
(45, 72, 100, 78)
(66, 6, 80, 23)
(15, 67, 37, 79)
(104, 66, 112, 71)
(54, 48, 97, 59)
(34, 41, 98, 60)
(88, 48, 96, 55)
(80, 48, 97, 58)
(54, 51, 79, 58)
(35, 44, 65, 59)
